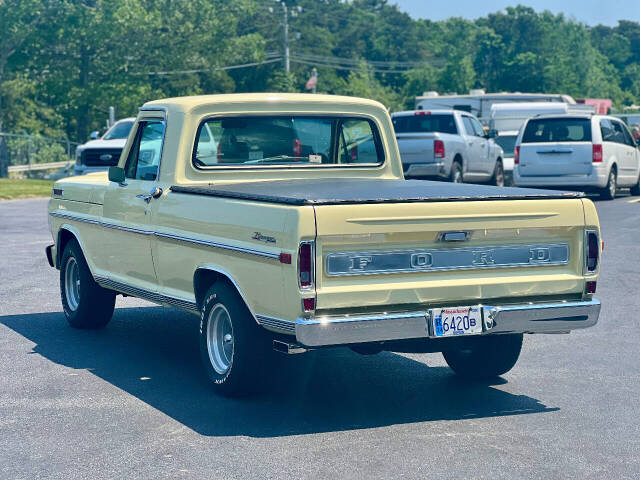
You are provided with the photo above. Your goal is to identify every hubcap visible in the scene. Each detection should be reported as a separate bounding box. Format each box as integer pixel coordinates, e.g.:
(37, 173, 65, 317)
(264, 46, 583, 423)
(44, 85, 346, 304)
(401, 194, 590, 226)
(206, 304, 234, 375)
(453, 169, 462, 183)
(64, 256, 81, 311)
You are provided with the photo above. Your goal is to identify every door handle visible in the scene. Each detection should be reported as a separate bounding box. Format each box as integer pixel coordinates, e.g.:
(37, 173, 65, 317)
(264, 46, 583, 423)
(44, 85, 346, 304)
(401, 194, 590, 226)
(136, 186, 163, 204)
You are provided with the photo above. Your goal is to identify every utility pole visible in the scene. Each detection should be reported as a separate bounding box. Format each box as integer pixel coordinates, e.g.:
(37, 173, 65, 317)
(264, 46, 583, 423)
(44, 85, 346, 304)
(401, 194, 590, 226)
(282, 2, 290, 74)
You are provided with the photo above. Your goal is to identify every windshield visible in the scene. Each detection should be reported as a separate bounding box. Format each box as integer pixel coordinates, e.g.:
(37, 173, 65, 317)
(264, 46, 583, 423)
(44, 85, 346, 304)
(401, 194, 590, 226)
(392, 114, 457, 134)
(103, 120, 134, 140)
(193, 115, 384, 167)
(494, 135, 517, 156)
(522, 118, 592, 143)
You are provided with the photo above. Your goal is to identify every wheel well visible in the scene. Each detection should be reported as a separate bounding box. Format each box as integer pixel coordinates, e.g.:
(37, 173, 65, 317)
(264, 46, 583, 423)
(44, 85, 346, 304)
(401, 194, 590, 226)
(611, 163, 617, 174)
(56, 228, 77, 269)
(193, 268, 255, 319)
(453, 154, 463, 166)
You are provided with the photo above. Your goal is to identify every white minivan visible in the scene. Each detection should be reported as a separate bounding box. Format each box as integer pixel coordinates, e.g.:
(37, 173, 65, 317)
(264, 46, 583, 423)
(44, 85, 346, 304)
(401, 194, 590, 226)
(513, 114, 640, 199)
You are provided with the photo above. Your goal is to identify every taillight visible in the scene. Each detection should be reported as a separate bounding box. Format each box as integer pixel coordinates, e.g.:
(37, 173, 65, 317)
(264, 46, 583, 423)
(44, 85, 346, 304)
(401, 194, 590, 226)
(592, 144, 602, 163)
(434, 140, 445, 159)
(514, 146, 520, 165)
(293, 138, 302, 156)
(298, 242, 314, 289)
(586, 231, 599, 272)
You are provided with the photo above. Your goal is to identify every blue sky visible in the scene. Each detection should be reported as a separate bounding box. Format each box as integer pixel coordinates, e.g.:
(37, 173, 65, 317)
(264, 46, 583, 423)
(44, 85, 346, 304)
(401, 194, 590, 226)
(391, 1, 640, 26)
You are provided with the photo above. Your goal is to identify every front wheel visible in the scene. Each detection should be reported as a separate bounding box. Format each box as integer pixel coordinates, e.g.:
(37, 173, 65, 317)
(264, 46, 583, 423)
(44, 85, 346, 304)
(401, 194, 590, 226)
(199, 283, 272, 397)
(442, 334, 523, 379)
(60, 239, 115, 329)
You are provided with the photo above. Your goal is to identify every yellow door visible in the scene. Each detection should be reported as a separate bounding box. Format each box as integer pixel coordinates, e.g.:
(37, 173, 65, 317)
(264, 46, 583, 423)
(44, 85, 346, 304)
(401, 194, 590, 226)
(101, 118, 166, 292)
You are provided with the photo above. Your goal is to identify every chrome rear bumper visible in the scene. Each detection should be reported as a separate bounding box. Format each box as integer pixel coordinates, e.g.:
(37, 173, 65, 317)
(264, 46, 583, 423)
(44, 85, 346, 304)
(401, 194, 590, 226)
(295, 299, 600, 347)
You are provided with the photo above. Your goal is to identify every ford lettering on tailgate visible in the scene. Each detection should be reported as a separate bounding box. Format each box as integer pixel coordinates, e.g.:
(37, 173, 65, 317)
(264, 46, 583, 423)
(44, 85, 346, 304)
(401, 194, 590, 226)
(325, 243, 569, 276)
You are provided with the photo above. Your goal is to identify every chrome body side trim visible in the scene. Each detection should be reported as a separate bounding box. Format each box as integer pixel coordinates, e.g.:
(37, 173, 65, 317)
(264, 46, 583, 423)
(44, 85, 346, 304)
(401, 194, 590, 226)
(49, 211, 279, 260)
(325, 243, 570, 276)
(256, 315, 296, 334)
(94, 275, 198, 312)
(156, 231, 280, 259)
(294, 299, 601, 347)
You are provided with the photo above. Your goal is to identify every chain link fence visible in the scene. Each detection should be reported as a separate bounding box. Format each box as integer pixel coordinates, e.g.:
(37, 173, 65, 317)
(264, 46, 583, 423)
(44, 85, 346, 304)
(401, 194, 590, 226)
(1, 132, 79, 177)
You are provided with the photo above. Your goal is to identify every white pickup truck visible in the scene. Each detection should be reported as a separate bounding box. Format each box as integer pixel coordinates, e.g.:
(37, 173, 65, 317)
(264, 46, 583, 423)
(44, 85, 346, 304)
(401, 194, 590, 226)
(392, 110, 504, 185)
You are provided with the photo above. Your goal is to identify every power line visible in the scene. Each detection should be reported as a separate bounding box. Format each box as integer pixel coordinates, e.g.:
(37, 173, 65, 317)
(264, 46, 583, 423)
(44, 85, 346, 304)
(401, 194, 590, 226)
(128, 57, 282, 77)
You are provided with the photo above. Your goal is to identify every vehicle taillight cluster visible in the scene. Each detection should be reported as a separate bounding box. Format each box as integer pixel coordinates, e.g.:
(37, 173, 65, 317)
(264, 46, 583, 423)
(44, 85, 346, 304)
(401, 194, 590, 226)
(298, 241, 315, 312)
(434, 140, 445, 159)
(592, 144, 603, 163)
(514, 146, 520, 165)
(298, 242, 314, 289)
(586, 231, 599, 272)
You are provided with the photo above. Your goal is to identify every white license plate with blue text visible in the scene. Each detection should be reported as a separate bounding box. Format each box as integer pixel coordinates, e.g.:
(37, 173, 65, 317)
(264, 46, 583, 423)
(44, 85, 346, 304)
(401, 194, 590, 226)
(432, 306, 483, 337)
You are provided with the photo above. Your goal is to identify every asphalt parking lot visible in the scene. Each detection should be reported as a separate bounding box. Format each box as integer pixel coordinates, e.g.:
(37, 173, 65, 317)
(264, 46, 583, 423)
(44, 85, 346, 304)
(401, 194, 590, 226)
(1, 194, 639, 480)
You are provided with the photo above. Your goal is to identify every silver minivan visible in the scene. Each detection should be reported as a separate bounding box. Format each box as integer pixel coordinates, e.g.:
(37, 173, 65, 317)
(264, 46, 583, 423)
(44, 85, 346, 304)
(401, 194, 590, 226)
(513, 114, 640, 199)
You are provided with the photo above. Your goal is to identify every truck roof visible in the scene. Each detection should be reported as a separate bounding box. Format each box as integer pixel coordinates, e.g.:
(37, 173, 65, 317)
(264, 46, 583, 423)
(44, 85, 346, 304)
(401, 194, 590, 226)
(392, 109, 458, 116)
(415, 92, 575, 104)
(142, 93, 387, 114)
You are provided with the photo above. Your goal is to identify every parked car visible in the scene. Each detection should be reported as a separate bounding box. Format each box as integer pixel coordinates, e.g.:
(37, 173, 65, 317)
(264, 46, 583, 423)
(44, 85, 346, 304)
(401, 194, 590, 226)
(47, 93, 601, 397)
(489, 102, 570, 183)
(513, 114, 640, 199)
(392, 109, 505, 185)
(74, 118, 135, 175)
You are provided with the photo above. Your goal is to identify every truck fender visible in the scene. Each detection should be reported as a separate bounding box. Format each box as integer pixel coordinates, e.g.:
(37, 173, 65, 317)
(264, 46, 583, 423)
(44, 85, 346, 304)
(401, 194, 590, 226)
(56, 225, 90, 272)
(193, 266, 258, 323)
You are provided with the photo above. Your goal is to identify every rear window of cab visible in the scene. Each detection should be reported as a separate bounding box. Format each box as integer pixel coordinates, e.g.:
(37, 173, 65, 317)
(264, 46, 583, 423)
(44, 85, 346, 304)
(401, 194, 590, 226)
(522, 118, 592, 143)
(192, 115, 385, 168)
(392, 114, 457, 134)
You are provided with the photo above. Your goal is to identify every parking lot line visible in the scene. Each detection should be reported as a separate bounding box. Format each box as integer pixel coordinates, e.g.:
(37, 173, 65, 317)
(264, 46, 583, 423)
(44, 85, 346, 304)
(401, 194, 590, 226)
(628, 198, 640, 203)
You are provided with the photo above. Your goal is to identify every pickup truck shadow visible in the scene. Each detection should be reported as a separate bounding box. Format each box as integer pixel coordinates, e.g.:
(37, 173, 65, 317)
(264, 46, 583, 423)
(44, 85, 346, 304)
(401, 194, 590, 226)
(1, 307, 557, 437)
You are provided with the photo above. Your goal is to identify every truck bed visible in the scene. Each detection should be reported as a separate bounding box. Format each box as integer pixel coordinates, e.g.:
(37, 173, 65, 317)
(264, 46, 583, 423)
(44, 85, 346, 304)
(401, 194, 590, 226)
(170, 179, 582, 206)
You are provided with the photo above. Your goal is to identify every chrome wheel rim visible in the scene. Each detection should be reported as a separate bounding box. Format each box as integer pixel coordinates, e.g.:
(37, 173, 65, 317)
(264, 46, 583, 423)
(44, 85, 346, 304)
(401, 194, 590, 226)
(206, 304, 234, 375)
(453, 168, 463, 183)
(64, 256, 81, 311)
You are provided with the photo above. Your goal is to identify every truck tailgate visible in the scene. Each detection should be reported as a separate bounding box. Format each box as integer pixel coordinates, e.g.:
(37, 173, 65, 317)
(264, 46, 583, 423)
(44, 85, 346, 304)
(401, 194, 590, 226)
(313, 198, 586, 310)
(395, 133, 435, 164)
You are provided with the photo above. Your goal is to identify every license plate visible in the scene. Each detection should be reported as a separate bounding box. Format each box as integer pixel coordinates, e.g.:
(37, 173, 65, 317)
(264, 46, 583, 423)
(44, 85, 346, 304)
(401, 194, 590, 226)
(432, 306, 483, 337)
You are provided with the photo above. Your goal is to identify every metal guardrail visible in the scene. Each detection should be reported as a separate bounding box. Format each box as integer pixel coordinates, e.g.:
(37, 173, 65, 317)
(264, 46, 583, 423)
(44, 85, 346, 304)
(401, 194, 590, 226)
(8, 160, 74, 173)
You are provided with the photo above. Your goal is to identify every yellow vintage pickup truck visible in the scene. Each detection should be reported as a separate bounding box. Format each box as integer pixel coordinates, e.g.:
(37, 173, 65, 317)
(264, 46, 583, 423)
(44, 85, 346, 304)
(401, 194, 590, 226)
(46, 93, 601, 396)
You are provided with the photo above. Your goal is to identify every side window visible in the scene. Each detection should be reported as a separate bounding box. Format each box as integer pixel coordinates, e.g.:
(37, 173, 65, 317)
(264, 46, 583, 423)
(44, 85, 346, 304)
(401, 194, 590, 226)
(620, 122, 636, 147)
(124, 120, 165, 180)
(462, 116, 475, 136)
(470, 117, 486, 137)
(611, 121, 628, 145)
(338, 118, 383, 164)
(600, 119, 614, 142)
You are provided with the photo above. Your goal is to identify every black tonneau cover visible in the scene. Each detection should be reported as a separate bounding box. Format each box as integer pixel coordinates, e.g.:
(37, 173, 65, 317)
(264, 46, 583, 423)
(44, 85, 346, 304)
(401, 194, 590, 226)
(170, 179, 582, 206)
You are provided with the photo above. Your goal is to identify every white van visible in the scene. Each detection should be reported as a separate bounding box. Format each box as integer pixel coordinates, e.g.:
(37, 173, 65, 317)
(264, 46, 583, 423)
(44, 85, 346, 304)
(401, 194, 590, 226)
(513, 114, 640, 199)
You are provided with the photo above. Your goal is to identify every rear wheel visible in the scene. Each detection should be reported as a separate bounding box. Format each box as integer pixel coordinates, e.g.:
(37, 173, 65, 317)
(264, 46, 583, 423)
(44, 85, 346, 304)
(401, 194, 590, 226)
(600, 168, 617, 200)
(450, 160, 463, 183)
(491, 159, 505, 187)
(442, 334, 523, 379)
(630, 174, 640, 196)
(199, 282, 272, 397)
(60, 239, 115, 329)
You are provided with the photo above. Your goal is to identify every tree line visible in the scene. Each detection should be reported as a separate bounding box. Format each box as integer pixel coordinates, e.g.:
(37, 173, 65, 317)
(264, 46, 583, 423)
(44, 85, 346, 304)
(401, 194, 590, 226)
(1, 0, 640, 170)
